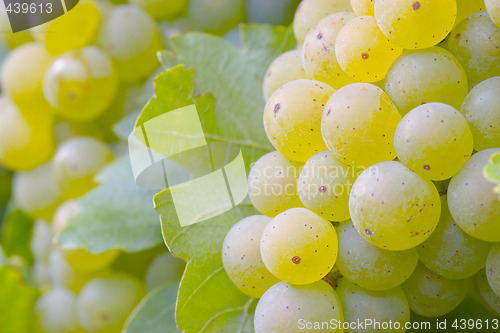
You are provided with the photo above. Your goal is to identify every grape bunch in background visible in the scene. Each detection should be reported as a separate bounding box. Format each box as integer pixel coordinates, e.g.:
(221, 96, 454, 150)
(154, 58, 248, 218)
(222, 0, 500, 331)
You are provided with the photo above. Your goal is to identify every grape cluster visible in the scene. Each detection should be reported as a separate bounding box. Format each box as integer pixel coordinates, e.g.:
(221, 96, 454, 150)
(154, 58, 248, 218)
(222, 0, 500, 331)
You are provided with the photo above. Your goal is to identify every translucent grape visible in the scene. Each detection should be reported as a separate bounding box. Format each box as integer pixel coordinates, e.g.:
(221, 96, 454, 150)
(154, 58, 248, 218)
(448, 12, 500, 86)
(35, 288, 83, 333)
(49, 248, 89, 292)
(335, 16, 403, 82)
(475, 270, 500, 316)
(350, 0, 374, 16)
(486, 244, 500, 297)
(418, 196, 492, 280)
(321, 83, 401, 167)
(260, 207, 338, 284)
(297, 150, 361, 221)
(447, 149, 500, 242)
(337, 278, 410, 332)
(43, 46, 119, 122)
(486, 0, 500, 27)
(350, 161, 441, 251)
(129, 0, 187, 21)
(222, 215, 279, 298)
(30, 219, 52, 263)
(394, 103, 473, 181)
(402, 262, 468, 317)
(374, 0, 457, 49)
(263, 79, 334, 162)
(461, 77, 500, 151)
(384, 47, 469, 116)
(145, 252, 185, 291)
(455, 0, 486, 27)
(293, 0, 353, 45)
(98, 5, 163, 82)
(337, 221, 418, 291)
(263, 50, 309, 101)
(254, 280, 343, 333)
(301, 12, 358, 89)
(187, 0, 244, 35)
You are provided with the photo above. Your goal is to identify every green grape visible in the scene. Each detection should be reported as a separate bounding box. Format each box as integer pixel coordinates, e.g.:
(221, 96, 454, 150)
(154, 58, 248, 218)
(248, 151, 303, 217)
(335, 16, 403, 82)
(384, 47, 469, 116)
(293, 0, 353, 45)
(30, 219, 52, 263)
(260, 207, 338, 285)
(350, 161, 441, 251)
(448, 149, 500, 242)
(350, 0, 374, 16)
(374, 0, 456, 49)
(145, 252, 185, 291)
(475, 270, 500, 316)
(187, 0, 244, 35)
(51, 137, 113, 198)
(49, 248, 90, 292)
(263, 50, 309, 101)
(297, 150, 361, 221)
(337, 278, 410, 332)
(31, 0, 100, 56)
(222, 215, 279, 298)
(98, 5, 163, 82)
(455, 0, 486, 27)
(246, 0, 301, 26)
(263, 79, 334, 163)
(321, 83, 401, 168)
(448, 12, 500, 86)
(52, 200, 81, 239)
(77, 275, 146, 333)
(35, 288, 84, 333)
(461, 77, 500, 151)
(301, 12, 358, 89)
(337, 221, 418, 291)
(418, 196, 492, 280)
(486, 244, 500, 297)
(402, 262, 468, 317)
(32, 260, 51, 291)
(486, 0, 500, 27)
(43, 46, 119, 122)
(394, 103, 473, 181)
(129, 0, 187, 21)
(254, 280, 343, 333)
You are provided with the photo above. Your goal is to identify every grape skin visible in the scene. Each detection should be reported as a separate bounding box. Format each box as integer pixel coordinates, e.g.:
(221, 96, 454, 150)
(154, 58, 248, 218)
(30, 219, 52, 263)
(130, 0, 187, 21)
(35, 288, 83, 333)
(455, 0, 485, 27)
(188, 0, 244, 35)
(475, 270, 500, 316)
(486, 244, 500, 298)
(350, 0, 374, 16)
(486, 0, 500, 28)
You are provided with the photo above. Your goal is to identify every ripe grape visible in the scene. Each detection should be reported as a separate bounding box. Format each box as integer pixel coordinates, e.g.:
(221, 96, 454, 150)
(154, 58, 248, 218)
(254, 280, 343, 333)
(337, 221, 418, 291)
(486, 0, 500, 28)
(374, 0, 457, 49)
(187, 0, 244, 35)
(486, 244, 500, 298)
(30, 219, 52, 263)
(475, 270, 500, 316)
(447, 149, 500, 242)
(263, 50, 309, 101)
(394, 103, 473, 181)
(418, 196, 492, 280)
(335, 16, 403, 82)
(350, 161, 441, 251)
(222, 215, 279, 298)
(145, 252, 185, 291)
(130, 0, 188, 21)
(350, 0, 374, 16)
(301, 12, 357, 89)
(461, 76, 500, 151)
(455, 0, 485, 27)
(49, 248, 88, 292)
(35, 288, 83, 333)
(263, 79, 334, 163)
(297, 150, 360, 221)
(321, 83, 401, 168)
(384, 47, 468, 116)
(248, 151, 303, 217)
(402, 262, 468, 317)
(32, 261, 51, 291)
(260, 208, 338, 285)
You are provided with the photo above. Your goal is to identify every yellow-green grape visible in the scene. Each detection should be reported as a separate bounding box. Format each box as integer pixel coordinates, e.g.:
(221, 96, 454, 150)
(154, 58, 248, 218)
(145, 252, 185, 291)
(187, 0, 244, 35)
(337, 221, 418, 291)
(32, 261, 51, 291)
(129, 0, 187, 21)
(248, 151, 303, 217)
(394, 103, 473, 181)
(448, 12, 500, 86)
(293, 0, 353, 45)
(486, 0, 500, 27)
(98, 5, 163, 82)
(264, 79, 334, 163)
(350, 161, 441, 251)
(418, 196, 493, 280)
(384, 47, 469, 116)
(321, 83, 401, 167)
(254, 280, 343, 333)
(402, 262, 468, 317)
(374, 0, 457, 49)
(222, 215, 279, 298)
(35, 288, 84, 333)
(486, 244, 500, 297)
(263, 50, 309, 101)
(0, 8, 33, 49)
(455, 0, 485, 27)
(77, 275, 146, 333)
(260, 207, 338, 284)
(30, 219, 52, 263)
(350, 0, 374, 15)
(301, 12, 358, 89)
(51, 137, 113, 198)
(31, 0, 100, 56)
(475, 270, 500, 316)
(49, 248, 90, 292)
(298, 150, 361, 221)
(337, 278, 410, 332)
(335, 16, 403, 82)
(462, 77, 500, 151)
(448, 149, 500, 242)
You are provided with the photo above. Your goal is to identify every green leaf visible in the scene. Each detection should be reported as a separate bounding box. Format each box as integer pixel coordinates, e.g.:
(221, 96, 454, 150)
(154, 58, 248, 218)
(0, 204, 34, 265)
(125, 282, 181, 333)
(484, 152, 500, 196)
